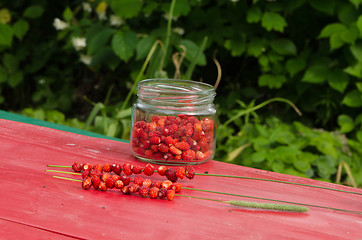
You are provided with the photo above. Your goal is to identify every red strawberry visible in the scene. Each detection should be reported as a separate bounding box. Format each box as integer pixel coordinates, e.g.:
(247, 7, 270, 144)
(166, 189, 175, 201)
(114, 180, 124, 189)
(175, 141, 190, 151)
(91, 175, 101, 190)
(128, 183, 140, 193)
(120, 174, 131, 186)
(105, 177, 115, 189)
(139, 186, 149, 197)
(158, 188, 168, 199)
(185, 165, 195, 179)
(89, 169, 101, 178)
(162, 180, 173, 190)
(165, 168, 178, 182)
(181, 149, 195, 161)
(195, 151, 205, 160)
(121, 185, 130, 194)
(149, 136, 161, 145)
(152, 181, 162, 189)
(82, 177, 92, 190)
(157, 165, 167, 176)
(101, 172, 112, 182)
(112, 163, 122, 174)
(112, 174, 121, 181)
(158, 143, 169, 153)
(143, 163, 155, 176)
(142, 179, 153, 188)
(176, 167, 185, 179)
(102, 163, 112, 172)
(93, 163, 103, 173)
(134, 176, 143, 186)
(169, 145, 182, 155)
(132, 165, 143, 174)
(149, 187, 159, 199)
(72, 162, 82, 172)
(145, 150, 154, 158)
(164, 136, 177, 146)
(171, 182, 182, 193)
(123, 163, 133, 176)
(82, 170, 90, 179)
(98, 181, 107, 191)
(82, 163, 92, 172)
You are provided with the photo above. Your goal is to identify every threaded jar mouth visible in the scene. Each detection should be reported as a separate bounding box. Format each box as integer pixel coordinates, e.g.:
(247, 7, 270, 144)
(137, 79, 216, 106)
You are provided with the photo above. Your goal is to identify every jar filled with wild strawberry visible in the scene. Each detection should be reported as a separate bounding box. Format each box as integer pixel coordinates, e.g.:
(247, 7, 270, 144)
(130, 79, 217, 165)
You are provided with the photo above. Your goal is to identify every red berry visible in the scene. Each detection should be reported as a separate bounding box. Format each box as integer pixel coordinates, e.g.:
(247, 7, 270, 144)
(143, 163, 155, 176)
(149, 187, 159, 199)
(185, 165, 195, 180)
(158, 188, 168, 199)
(149, 136, 161, 145)
(175, 141, 190, 151)
(182, 149, 195, 161)
(162, 180, 173, 190)
(112, 163, 122, 174)
(195, 151, 205, 160)
(176, 167, 185, 179)
(139, 186, 149, 197)
(134, 176, 143, 186)
(82, 170, 90, 179)
(202, 118, 214, 132)
(132, 165, 143, 174)
(121, 185, 130, 194)
(123, 163, 133, 176)
(152, 181, 162, 189)
(99, 181, 107, 191)
(145, 150, 154, 158)
(93, 163, 103, 173)
(165, 168, 178, 182)
(193, 122, 202, 132)
(72, 162, 82, 172)
(90, 169, 101, 178)
(82, 163, 92, 172)
(166, 189, 175, 201)
(114, 180, 124, 189)
(157, 166, 167, 176)
(120, 174, 131, 186)
(142, 179, 153, 188)
(169, 145, 182, 155)
(91, 175, 101, 190)
(101, 172, 112, 182)
(112, 174, 121, 181)
(128, 183, 140, 193)
(158, 143, 169, 153)
(164, 136, 177, 146)
(105, 177, 115, 189)
(102, 163, 112, 172)
(151, 145, 159, 152)
(171, 182, 182, 193)
(82, 177, 92, 190)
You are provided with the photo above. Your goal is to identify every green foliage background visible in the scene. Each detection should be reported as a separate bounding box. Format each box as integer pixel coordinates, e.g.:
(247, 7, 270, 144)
(1, 0, 362, 187)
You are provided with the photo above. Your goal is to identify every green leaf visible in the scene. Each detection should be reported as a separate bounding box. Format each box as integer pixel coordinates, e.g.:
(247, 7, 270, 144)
(315, 156, 336, 179)
(286, 58, 306, 77)
(3, 53, 18, 73)
(319, 23, 347, 38)
(172, 0, 191, 17)
(342, 90, 362, 107)
(330, 33, 344, 50)
(338, 4, 358, 25)
(293, 158, 311, 172)
(344, 62, 362, 78)
(136, 35, 157, 60)
(246, 38, 266, 57)
(63, 7, 73, 22)
(179, 39, 206, 65)
(350, 0, 362, 8)
(356, 130, 362, 142)
(302, 65, 328, 84)
(340, 26, 358, 44)
(0, 23, 13, 47)
(269, 38, 297, 55)
(251, 151, 266, 163)
(261, 12, 287, 32)
(337, 114, 355, 133)
(111, 30, 138, 62)
(109, 0, 143, 19)
(8, 71, 23, 88)
(12, 19, 29, 41)
(350, 42, 362, 62)
(23, 6, 44, 19)
(0, 65, 7, 83)
(258, 74, 287, 89)
(246, 6, 262, 23)
(327, 69, 349, 93)
(224, 36, 246, 57)
(309, 0, 336, 15)
(87, 28, 114, 55)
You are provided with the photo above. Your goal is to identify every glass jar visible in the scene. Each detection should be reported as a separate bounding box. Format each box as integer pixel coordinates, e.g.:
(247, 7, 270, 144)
(130, 79, 217, 165)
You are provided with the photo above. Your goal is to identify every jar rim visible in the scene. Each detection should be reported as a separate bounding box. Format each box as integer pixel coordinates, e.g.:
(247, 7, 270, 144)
(138, 79, 215, 93)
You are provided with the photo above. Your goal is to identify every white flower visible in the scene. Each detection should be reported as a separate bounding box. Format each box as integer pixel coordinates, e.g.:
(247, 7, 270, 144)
(97, 12, 107, 20)
(230, 0, 239, 2)
(110, 15, 124, 27)
(82, 3, 92, 13)
(172, 27, 185, 35)
(53, 18, 69, 30)
(72, 37, 86, 51)
(80, 54, 92, 65)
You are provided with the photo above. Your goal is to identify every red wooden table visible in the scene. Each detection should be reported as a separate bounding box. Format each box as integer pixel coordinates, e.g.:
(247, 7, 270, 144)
(0, 117, 361, 239)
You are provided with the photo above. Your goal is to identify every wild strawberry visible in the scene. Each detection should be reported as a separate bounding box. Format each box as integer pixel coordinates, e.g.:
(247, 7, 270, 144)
(89, 169, 101, 178)
(114, 180, 124, 189)
(166, 189, 175, 201)
(158, 188, 168, 199)
(141, 139, 151, 149)
(193, 122, 202, 132)
(185, 127, 193, 137)
(150, 145, 159, 152)
(165, 168, 178, 182)
(135, 120, 147, 129)
(112, 174, 121, 182)
(99, 181, 107, 191)
(123, 163, 133, 176)
(93, 163, 103, 173)
(176, 167, 185, 179)
(134, 176, 143, 186)
(198, 137, 209, 151)
(146, 122, 157, 132)
(175, 141, 190, 151)
(72, 162, 82, 172)
(128, 183, 140, 193)
(139, 186, 149, 197)
(169, 145, 182, 155)
(112, 163, 122, 175)
(145, 150, 154, 158)
(149, 136, 161, 145)
(157, 165, 167, 176)
(120, 174, 131, 186)
(195, 151, 205, 160)
(139, 130, 148, 140)
(149, 187, 159, 199)
(152, 181, 162, 189)
(162, 180, 173, 190)
(192, 131, 205, 141)
(163, 152, 174, 160)
(82, 170, 90, 179)
(82, 163, 92, 172)
(135, 147, 146, 155)
(202, 118, 214, 132)
(142, 178, 153, 188)
(121, 185, 130, 194)
(174, 154, 182, 161)
(101, 172, 112, 182)
(164, 136, 178, 146)
(185, 165, 195, 179)
(91, 175, 101, 190)
(102, 163, 112, 172)
(105, 177, 115, 189)
(148, 130, 161, 138)
(182, 149, 196, 161)
(158, 143, 169, 153)
(171, 182, 182, 193)
(82, 177, 92, 190)
(132, 165, 143, 175)
(143, 163, 155, 176)
(154, 153, 163, 159)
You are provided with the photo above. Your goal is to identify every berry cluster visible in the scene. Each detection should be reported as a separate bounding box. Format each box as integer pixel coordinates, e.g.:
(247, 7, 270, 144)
(131, 114, 215, 163)
(72, 162, 195, 182)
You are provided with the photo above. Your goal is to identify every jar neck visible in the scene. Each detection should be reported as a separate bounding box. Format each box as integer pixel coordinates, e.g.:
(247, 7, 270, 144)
(137, 79, 216, 107)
